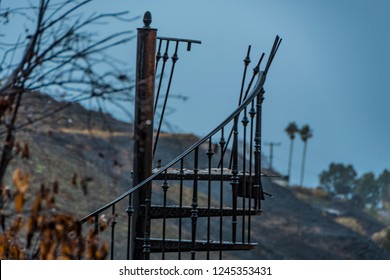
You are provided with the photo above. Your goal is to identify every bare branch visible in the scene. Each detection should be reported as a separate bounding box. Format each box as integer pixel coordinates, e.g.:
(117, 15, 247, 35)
(0, 0, 136, 185)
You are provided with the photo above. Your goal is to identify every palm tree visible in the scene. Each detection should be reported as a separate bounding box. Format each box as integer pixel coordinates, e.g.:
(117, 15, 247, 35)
(299, 125, 313, 187)
(285, 122, 299, 183)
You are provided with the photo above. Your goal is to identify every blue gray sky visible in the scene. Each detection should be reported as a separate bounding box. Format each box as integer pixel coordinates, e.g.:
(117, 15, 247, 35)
(122, 0, 390, 187)
(3, 0, 390, 188)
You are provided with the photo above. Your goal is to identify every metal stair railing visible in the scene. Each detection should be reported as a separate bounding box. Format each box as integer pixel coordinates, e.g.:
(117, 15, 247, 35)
(153, 36, 201, 158)
(79, 34, 281, 260)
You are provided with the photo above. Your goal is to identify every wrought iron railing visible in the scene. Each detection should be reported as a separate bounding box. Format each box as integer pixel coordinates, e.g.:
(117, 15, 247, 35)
(153, 36, 201, 158)
(79, 13, 281, 260)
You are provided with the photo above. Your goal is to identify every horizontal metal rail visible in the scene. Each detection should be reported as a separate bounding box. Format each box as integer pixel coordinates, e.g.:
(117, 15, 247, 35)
(157, 36, 202, 45)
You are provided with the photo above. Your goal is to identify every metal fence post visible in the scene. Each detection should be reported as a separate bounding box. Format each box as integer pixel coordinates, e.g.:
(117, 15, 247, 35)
(132, 11, 157, 260)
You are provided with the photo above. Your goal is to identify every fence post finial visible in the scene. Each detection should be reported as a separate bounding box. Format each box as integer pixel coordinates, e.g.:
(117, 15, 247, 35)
(143, 11, 152, 28)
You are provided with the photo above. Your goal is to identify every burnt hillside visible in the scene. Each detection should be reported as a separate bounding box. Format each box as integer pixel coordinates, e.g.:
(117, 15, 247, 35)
(2, 91, 390, 259)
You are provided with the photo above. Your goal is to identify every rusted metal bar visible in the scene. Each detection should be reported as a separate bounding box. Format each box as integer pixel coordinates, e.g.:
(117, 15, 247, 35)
(132, 11, 157, 260)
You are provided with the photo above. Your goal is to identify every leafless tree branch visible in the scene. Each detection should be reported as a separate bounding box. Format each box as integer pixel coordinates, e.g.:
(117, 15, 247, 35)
(0, 0, 136, 189)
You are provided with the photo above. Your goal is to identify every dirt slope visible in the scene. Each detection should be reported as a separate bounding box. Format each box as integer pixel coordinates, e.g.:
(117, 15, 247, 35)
(237, 178, 390, 259)
(3, 92, 390, 259)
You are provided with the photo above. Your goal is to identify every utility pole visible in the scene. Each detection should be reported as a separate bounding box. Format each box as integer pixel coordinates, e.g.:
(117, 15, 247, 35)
(264, 142, 281, 171)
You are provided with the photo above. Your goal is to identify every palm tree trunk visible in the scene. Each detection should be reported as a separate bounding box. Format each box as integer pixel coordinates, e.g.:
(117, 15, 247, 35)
(300, 141, 308, 187)
(287, 138, 294, 184)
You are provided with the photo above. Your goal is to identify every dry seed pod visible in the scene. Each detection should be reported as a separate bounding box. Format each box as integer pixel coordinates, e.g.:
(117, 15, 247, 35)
(14, 192, 24, 213)
(31, 194, 42, 216)
(21, 143, 30, 159)
(2, 186, 11, 201)
(12, 168, 30, 194)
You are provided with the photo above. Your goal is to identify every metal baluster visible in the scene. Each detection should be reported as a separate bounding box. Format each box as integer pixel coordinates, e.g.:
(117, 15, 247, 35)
(239, 48, 251, 236)
(252, 59, 265, 211)
(258, 89, 265, 206)
(220, 52, 263, 168)
(161, 170, 169, 259)
(143, 185, 152, 260)
(191, 147, 199, 260)
(110, 204, 116, 260)
(242, 53, 264, 101)
(227, 129, 234, 169)
(206, 137, 214, 259)
(248, 101, 255, 242)
(154, 40, 170, 114)
(241, 108, 249, 243)
(178, 159, 184, 260)
(239, 46, 252, 105)
(153, 41, 180, 157)
(254, 88, 265, 210)
(231, 116, 239, 243)
(226, 46, 252, 169)
(219, 128, 226, 260)
(155, 38, 163, 70)
(126, 194, 134, 259)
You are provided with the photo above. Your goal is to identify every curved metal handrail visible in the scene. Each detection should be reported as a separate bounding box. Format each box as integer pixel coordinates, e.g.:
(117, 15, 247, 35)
(79, 71, 266, 224)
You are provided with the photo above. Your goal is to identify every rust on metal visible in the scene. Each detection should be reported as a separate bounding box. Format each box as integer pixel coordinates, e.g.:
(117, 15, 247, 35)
(132, 11, 157, 260)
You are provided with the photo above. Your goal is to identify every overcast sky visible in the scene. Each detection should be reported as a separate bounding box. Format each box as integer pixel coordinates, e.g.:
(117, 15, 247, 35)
(122, 0, 390, 188)
(3, 0, 390, 188)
